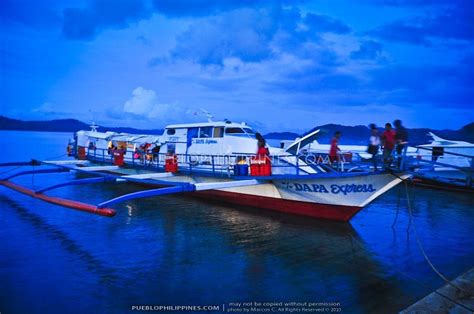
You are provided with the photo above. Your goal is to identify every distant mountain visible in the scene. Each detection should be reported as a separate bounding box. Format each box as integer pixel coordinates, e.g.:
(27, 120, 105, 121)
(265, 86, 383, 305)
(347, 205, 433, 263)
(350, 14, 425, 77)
(457, 122, 474, 142)
(264, 132, 300, 140)
(0, 116, 163, 135)
(302, 122, 474, 145)
(0, 116, 89, 132)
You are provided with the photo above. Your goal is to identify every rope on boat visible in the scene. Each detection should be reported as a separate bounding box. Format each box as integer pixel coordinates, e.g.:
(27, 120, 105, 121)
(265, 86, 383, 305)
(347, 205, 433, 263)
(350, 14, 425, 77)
(406, 179, 414, 233)
(0, 154, 66, 176)
(44, 153, 68, 161)
(387, 172, 473, 305)
(402, 179, 473, 296)
(347, 233, 474, 312)
(0, 165, 25, 175)
(391, 184, 401, 229)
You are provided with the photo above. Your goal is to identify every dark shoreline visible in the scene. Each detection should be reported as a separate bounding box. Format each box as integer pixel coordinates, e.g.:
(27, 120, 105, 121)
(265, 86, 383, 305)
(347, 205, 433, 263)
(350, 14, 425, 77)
(1, 115, 472, 144)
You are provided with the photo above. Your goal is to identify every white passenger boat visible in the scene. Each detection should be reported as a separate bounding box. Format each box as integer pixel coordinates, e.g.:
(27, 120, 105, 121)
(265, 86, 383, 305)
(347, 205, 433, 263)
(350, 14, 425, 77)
(409, 133, 474, 191)
(414, 133, 474, 168)
(0, 120, 410, 221)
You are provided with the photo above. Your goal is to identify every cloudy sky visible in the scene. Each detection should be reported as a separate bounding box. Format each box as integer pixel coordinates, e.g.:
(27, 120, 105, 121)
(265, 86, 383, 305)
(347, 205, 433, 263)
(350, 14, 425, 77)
(1, 0, 473, 132)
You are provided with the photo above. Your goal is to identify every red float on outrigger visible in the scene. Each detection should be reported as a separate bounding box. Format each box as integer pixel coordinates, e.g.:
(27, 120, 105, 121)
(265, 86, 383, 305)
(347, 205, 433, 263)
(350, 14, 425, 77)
(0, 161, 116, 217)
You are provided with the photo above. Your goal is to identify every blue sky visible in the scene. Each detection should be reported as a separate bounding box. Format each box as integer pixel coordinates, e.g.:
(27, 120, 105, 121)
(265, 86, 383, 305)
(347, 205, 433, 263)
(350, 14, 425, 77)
(1, 0, 473, 133)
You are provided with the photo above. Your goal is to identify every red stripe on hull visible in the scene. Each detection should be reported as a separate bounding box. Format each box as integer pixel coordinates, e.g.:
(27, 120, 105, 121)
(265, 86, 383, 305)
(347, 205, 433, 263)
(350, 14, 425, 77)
(194, 189, 362, 222)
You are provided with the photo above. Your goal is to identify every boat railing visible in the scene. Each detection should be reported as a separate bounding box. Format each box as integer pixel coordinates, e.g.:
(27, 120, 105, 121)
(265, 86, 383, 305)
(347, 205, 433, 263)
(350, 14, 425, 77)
(84, 147, 366, 177)
(404, 146, 473, 187)
(414, 146, 474, 159)
(334, 144, 410, 173)
(388, 143, 409, 171)
(407, 146, 474, 170)
(295, 150, 367, 173)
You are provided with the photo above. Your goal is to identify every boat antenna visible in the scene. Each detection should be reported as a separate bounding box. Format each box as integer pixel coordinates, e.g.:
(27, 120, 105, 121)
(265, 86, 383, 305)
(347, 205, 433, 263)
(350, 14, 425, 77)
(88, 109, 99, 132)
(199, 108, 214, 122)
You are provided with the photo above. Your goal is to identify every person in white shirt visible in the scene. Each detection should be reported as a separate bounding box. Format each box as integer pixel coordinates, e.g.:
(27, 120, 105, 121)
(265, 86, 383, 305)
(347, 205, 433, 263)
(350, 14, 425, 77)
(367, 123, 381, 171)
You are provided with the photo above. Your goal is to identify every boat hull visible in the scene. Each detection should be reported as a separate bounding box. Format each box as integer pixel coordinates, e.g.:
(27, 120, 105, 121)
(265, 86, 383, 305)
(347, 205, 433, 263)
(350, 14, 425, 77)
(273, 173, 404, 208)
(68, 157, 408, 222)
(412, 176, 473, 193)
(193, 189, 361, 222)
(152, 172, 406, 222)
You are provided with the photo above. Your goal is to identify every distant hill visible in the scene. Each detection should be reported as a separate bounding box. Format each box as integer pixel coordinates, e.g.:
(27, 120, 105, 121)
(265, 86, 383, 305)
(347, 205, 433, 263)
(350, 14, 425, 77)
(0, 116, 163, 135)
(456, 122, 474, 142)
(265, 122, 474, 145)
(0, 116, 472, 145)
(264, 132, 300, 140)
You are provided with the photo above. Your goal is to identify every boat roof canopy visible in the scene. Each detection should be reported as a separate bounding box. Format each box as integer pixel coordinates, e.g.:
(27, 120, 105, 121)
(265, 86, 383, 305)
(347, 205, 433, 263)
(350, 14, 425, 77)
(418, 132, 474, 148)
(128, 135, 161, 144)
(108, 134, 132, 142)
(86, 131, 117, 140)
(86, 132, 161, 144)
(165, 121, 251, 129)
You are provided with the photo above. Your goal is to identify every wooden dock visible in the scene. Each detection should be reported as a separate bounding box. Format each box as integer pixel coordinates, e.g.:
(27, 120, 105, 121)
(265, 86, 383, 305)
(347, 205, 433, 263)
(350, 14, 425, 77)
(400, 268, 474, 313)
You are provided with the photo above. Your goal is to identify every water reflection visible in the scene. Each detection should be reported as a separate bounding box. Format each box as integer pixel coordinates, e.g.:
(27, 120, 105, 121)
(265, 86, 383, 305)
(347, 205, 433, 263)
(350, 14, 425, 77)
(0, 195, 117, 285)
(118, 194, 405, 312)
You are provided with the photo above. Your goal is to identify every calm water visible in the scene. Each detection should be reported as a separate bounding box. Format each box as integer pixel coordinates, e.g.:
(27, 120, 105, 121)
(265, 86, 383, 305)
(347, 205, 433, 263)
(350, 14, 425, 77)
(0, 131, 473, 314)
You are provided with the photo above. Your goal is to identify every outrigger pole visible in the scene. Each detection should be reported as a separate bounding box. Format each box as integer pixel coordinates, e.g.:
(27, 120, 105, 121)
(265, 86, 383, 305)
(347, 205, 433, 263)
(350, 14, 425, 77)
(96, 179, 262, 209)
(0, 160, 116, 217)
(0, 160, 265, 218)
(0, 181, 116, 217)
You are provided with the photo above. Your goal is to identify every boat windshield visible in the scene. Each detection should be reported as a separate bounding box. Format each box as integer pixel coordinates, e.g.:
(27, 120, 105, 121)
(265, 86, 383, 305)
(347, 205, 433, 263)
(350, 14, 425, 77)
(243, 128, 256, 135)
(199, 127, 213, 138)
(225, 127, 256, 138)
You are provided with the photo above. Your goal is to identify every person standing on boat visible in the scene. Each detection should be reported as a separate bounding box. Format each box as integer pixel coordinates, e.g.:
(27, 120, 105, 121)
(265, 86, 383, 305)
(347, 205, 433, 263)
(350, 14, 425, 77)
(255, 133, 271, 175)
(367, 124, 380, 171)
(66, 140, 74, 157)
(107, 141, 115, 155)
(382, 123, 396, 168)
(394, 119, 408, 168)
(151, 145, 160, 162)
(255, 133, 269, 157)
(138, 143, 150, 165)
(329, 131, 341, 164)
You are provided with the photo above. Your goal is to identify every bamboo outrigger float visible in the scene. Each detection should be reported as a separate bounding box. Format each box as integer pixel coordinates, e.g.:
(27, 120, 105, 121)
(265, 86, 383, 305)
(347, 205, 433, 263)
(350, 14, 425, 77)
(0, 120, 411, 222)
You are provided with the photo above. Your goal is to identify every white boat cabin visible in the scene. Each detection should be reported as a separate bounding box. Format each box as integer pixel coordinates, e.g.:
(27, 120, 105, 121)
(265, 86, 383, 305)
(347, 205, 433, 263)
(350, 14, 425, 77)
(73, 120, 318, 174)
(161, 121, 260, 156)
(75, 121, 270, 158)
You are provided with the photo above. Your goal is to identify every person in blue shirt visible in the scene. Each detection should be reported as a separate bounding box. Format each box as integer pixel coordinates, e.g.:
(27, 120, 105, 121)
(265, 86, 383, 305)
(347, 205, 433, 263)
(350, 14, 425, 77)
(394, 120, 409, 168)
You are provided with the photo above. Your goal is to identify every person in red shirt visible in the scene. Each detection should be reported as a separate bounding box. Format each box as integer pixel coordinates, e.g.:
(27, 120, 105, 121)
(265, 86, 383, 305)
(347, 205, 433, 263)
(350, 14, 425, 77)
(254, 132, 271, 175)
(329, 131, 341, 164)
(381, 123, 396, 167)
(255, 133, 270, 156)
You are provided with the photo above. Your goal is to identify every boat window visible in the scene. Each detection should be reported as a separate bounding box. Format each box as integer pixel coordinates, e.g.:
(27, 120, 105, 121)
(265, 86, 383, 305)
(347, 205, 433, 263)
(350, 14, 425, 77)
(199, 127, 213, 138)
(243, 128, 256, 135)
(167, 143, 176, 154)
(225, 127, 245, 134)
(187, 127, 199, 139)
(166, 129, 176, 135)
(213, 127, 224, 138)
